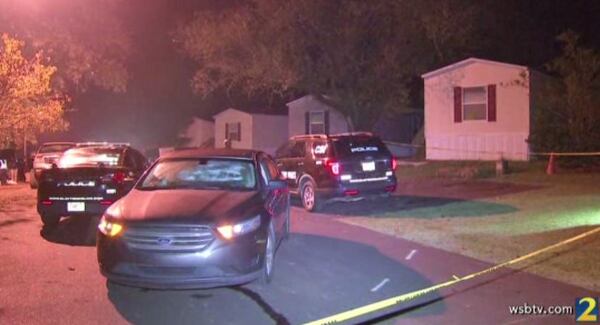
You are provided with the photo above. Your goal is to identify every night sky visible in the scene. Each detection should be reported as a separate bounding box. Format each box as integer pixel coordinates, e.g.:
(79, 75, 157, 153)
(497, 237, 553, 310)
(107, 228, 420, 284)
(40, 0, 600, 151)
(42, 0, 237, 150)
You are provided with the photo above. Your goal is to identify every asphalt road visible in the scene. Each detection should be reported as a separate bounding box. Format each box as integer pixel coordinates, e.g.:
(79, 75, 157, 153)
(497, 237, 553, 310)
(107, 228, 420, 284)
(0, 185, 597, 324)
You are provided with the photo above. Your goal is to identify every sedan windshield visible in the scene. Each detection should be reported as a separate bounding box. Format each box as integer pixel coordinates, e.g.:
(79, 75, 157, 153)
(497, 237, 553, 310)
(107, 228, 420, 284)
(138, 158, 256, 190)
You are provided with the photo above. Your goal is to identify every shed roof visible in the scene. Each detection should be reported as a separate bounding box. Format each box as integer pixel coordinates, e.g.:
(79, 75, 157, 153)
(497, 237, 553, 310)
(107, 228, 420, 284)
(421, 57, 528, 79)
(212, 107, 287, 119)
(160, 147, 258, 160)
(286, 94, 337, 108)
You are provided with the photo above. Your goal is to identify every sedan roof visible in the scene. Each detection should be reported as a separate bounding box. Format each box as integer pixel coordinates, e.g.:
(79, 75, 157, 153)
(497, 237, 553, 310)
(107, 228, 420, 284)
(160, 148, 259, 160)
(41, 142, 75, 145)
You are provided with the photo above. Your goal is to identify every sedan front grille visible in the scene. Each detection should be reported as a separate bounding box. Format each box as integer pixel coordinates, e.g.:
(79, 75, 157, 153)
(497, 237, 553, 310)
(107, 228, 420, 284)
(123, 224, 214, 252)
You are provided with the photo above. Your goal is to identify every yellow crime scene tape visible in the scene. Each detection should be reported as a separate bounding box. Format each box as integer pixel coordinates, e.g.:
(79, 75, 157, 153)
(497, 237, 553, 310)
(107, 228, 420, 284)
(305, 226, 600, 325)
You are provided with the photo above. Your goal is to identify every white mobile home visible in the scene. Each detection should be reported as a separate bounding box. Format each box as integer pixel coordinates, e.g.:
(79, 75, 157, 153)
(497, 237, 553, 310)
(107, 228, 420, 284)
(422, 57, 539, 161)
(286, 95, 350, 137)
(213, 108, 288, 155)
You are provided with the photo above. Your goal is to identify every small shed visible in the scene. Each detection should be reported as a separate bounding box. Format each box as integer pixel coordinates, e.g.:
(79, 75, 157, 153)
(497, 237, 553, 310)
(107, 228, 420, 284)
(422, 57, 541, 161)
(213, 108, 288, 155)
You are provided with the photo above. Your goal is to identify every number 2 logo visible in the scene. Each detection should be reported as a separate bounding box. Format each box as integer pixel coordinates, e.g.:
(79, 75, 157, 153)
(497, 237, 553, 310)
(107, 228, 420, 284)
(576, 297, 599, 322)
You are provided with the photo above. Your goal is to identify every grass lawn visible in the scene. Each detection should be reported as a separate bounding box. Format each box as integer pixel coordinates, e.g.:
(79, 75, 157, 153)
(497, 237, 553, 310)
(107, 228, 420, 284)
(333, 160, 600, 291)
(0, 184, 36, 213)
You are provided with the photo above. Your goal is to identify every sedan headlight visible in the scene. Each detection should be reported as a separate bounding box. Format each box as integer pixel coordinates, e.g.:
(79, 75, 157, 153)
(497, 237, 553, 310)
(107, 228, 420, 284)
(98, 215, 123, 237)
(217, 215, 261, 239)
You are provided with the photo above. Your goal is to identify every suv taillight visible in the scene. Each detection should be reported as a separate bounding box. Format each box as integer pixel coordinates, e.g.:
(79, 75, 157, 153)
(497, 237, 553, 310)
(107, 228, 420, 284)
(326, 160, 341, 176)
(391, 157, 398, 170)
(113, 171, 126, 184)
(102, 171, 126, 184)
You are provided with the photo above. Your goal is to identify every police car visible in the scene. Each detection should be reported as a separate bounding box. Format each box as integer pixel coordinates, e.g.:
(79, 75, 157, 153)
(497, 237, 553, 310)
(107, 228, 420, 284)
(275, 132, 397, 212)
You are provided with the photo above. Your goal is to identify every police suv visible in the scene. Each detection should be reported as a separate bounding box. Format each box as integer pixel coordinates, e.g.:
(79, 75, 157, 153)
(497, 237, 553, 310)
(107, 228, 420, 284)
(275, 132, 397, 212)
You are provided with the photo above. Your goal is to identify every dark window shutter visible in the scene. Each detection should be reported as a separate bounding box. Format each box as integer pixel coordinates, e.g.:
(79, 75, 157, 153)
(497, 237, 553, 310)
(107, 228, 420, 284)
(305, 112, 310, 134)
(324, 111, 330, 134)
(225, 123, 229, 140)
(487, 84, 497, 122)
(237, 122, 241, 140)
(453, 87, 462, 123)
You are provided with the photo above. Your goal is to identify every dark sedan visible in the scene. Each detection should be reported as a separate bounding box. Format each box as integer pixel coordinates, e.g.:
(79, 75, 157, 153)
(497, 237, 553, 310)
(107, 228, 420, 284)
(97, 149, 290, 289)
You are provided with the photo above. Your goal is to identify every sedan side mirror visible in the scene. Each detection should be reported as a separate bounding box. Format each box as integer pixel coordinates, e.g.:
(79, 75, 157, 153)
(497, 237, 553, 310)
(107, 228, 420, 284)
(268, 180, 287, 191)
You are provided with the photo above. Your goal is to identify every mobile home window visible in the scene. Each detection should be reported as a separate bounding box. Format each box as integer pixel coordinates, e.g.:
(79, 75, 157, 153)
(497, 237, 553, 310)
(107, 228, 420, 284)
(309, 111, 325, 134)
(226, 122, 241, 141)
(462, 87, 487, 121)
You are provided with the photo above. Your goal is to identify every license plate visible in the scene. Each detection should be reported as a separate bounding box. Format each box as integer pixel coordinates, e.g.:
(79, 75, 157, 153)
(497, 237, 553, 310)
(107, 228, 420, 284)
(67, 202, 85, 212)
(361, 161, 375, 172)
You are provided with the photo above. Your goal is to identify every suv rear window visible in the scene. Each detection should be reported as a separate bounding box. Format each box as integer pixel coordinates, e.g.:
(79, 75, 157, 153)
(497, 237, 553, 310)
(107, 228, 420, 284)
(311, 140, 330, 158)
(58, 148, 123, 168)
(39, 144, 73, 153)
(276, 140, 306, 158)
(331, 136, 390, 158)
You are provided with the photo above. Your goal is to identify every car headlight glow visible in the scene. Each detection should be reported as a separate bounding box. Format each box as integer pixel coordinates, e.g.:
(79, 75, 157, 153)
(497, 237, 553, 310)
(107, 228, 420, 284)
(217, 215, 261, 239)
(98, 215, 123, 237)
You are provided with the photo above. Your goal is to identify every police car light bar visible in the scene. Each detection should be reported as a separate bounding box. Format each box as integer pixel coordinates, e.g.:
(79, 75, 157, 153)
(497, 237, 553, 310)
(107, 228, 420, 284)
(76, 142, 130, 147)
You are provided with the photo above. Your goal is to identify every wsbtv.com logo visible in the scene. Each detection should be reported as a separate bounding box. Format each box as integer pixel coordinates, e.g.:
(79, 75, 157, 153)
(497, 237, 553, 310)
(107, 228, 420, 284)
(576, 297, 599, 322)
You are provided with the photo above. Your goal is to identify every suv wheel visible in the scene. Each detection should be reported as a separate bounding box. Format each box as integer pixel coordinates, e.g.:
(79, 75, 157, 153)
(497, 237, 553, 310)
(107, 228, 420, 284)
(40, 214, 60, 227)
(301, 180, 321, 212)
(259, 222, 276, 284)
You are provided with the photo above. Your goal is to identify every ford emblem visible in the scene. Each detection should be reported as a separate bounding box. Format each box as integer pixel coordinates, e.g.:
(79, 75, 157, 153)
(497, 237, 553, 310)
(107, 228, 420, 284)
(156, 237, 172, 246)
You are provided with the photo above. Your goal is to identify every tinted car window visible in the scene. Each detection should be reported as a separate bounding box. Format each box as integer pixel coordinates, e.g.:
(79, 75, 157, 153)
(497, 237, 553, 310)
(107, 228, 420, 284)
(58, 148, 123, 168)
(275, 141, 293, 158)
(261, 156, 280, 180)
(138, 158, 256, 190)
(124, 151, 137, 169)
(290, 141, 306, 158)
(266, 159, 280, 179)
(331, 136, 390, 158)
(38, 144, 73, 153)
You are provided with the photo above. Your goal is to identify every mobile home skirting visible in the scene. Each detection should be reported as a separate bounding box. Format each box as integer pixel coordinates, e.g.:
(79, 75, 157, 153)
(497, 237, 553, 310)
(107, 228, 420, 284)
(426, 133, 529, 161)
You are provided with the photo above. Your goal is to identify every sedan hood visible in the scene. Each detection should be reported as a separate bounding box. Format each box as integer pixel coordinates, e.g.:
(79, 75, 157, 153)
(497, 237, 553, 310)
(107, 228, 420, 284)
(110, 189, 264, 224)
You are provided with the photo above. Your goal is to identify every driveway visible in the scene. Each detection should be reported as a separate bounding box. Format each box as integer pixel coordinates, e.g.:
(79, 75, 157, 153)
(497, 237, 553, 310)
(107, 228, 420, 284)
(0, 185, 596, 324)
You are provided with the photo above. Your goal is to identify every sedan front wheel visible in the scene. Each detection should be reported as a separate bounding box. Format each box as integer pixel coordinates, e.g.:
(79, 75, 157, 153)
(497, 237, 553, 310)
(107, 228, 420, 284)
(259, 222, 275, 284)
